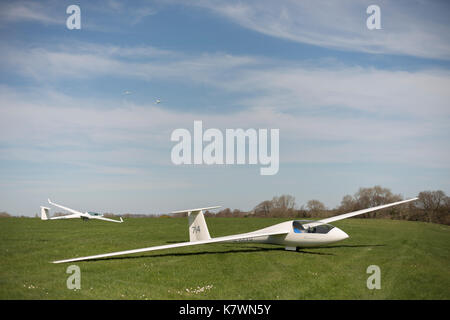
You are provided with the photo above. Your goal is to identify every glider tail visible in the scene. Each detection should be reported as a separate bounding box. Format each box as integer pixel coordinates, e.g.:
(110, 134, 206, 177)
(188, 210, 211, 242)
(40, 206, 50, 220)
(171, 206, 221, 242)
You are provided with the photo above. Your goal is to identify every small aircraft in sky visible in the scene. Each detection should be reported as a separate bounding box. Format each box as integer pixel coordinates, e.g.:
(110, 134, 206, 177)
(41, 199, 123, 223)
(52, 197, 417, 263)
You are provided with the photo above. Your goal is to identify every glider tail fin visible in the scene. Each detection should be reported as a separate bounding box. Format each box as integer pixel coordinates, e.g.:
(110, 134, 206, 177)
(171, 206, 221, 242)
(40, 206, 50, 220)
(188, 210, 211, 242)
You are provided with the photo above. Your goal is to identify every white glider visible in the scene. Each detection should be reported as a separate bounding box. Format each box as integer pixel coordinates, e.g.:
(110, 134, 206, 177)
(52, 198, 417, 263)
(42, 199, 123, 223)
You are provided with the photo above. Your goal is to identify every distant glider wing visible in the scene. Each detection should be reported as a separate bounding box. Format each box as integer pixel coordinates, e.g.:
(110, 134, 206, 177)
(49, 214, 80, 220)
(91, 215, 124, 223)
(52, 229, 288, 264)
(303, 198, 418, 228)
(48, 199, 83, 216)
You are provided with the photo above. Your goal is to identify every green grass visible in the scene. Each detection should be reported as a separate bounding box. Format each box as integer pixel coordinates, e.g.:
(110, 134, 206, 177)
(0, 217, 449, 299)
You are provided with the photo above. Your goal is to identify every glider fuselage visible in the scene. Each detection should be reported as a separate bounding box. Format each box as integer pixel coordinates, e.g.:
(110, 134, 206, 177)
(229, 220, 349, 248)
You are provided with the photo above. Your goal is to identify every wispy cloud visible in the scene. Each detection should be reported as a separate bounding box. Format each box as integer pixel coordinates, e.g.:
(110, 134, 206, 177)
(0, 42, 263, 85)
(88, 0, 159, 26)
(182, 0, 450, 60)
(228, 65, 450, 119)
(3, 42, 449, 122)
(0, 1, 63, 25)
(1, 78, 448, 170)
(0, 0, 159, 32)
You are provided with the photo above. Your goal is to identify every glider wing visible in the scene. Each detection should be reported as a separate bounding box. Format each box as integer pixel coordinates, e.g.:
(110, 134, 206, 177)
(91, 216, 124, 223)
(47, 199, 83, 216)
(303, 198, 418, 228)
(52, 229, 288, 264)
(48, 214, 80, 220)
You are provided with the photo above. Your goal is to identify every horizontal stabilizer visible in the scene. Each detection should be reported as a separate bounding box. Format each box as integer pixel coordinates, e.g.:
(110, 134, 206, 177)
(171, 206, 221, 214)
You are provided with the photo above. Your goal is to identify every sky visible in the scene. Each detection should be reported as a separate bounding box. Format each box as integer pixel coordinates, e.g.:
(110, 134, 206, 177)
(0, 0, 449, 216)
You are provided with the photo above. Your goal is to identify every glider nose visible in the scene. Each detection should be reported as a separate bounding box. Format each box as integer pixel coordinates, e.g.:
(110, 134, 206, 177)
(337, 228, 349, 240)
(332, 227, 349, 241)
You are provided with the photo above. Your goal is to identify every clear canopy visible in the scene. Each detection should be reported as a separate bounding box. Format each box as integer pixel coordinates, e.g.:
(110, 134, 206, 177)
(293, 221, 334, 234)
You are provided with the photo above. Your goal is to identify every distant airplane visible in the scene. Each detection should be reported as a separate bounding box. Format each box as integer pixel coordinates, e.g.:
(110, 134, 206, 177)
(41, 199, 123, 223)
(154, 98, 161, 104)
(123, 90, 132, 95)
(52, 198, 418, 263)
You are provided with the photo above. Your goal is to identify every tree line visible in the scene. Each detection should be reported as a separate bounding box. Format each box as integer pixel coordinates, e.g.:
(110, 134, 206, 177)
(201, 186, 449, 225)
(2, 186, 449, 225)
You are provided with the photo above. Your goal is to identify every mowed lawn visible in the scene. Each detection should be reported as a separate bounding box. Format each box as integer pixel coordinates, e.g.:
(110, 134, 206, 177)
(0, 217, 448, 299)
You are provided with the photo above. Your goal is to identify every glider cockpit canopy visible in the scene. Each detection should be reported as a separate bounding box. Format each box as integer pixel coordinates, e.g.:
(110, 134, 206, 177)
(293, 220, 335, 234)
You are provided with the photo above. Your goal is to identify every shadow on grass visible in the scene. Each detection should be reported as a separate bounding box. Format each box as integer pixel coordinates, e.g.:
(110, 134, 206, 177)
(81, 244, 386, 262)
(83, 246, 284, 262)
(317, 244, 386, 249)
(296, 244, 386, 256)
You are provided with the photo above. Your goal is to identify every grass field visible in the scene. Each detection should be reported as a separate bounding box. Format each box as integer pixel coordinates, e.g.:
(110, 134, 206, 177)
(0, 217, 449, 299)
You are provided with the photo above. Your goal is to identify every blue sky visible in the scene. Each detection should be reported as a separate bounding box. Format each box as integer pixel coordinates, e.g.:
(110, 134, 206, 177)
(0, 0, 449, 216)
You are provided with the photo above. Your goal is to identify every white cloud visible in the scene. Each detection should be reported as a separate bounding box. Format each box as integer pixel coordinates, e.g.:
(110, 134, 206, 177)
(0, 0, 159, 31)
(1, 43, 261, 84)
(229, 66, 450, 119)
(0, 1, 63, 25)
(0, 82, 448, 170)
(0, 41, 449, 175)
(181, 0, 450, 60)
(3, 42, 450, 121)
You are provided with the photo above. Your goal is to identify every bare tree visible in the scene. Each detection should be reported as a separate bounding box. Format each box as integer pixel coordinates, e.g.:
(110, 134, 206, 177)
(306, 199, 327, 218)
(272, 195, 296, 211)
(252, 195, 296, 217)
(417, 190, 448, 223)
(352, 186, 402, 218)
(418, 190, 446, 211)
(338, 195, 356, 213)
(215, 208, 233, 217)
(253, 200, 273, 217)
